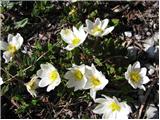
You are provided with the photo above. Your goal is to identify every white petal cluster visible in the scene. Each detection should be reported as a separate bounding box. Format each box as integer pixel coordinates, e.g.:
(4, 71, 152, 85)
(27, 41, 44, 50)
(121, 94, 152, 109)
(125, 61, 150, 90)
(0, 33, 23, 63)
(64, 64, 87, 91)
(64, 64, 108, 100)
(25, 75, 40, 97)
(37, 63, 61, 92)
(60, 25, 87, 51)
(84, 64, 108, 100)
(84, 18, 114, 37)
(93, 95, 131, 119)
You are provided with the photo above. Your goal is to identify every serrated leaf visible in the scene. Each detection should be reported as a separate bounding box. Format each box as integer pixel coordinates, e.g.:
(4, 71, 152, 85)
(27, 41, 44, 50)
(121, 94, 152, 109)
(1, 84, 9, 96)
(14, 18, 28, 29)
(94, 58, 102, 66)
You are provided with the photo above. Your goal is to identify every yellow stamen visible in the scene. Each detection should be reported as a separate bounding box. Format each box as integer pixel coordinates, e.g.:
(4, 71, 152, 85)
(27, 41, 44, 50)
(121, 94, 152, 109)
(90, 76, 101, 86)
(91, 26, 103, 35)
(74, 69, 83, 80)
(7, 44, 17, 54)
(129, 71, 141, 83)
(49, 70, 58, 81)
(108, 102, 121, 112)
(72, 37, 80, 46)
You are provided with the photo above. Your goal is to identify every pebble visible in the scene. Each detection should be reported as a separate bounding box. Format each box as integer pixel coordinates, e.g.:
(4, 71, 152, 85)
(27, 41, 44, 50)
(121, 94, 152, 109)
(148, 68, 155, 75)
(135, 34, 141, 40)
(114, 9, 120, 13)
(124, 31, 132, 37)
(146, 104, 159, 119)
(146, 32, 151, 36)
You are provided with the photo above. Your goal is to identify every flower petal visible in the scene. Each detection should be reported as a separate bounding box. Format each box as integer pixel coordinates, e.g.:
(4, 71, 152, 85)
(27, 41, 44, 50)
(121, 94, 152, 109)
(3, 51, 13, 63)
(101, 26, 114, 36)
(9, 33, 23, 50)
(40, 63, 55, 71)
(138, 85, 146, 91)
(73, 26, 80, 38)
(60, 29, 74, 44)
(93, 103, 106, 114)
(64, 44, 75, 51)
(95, 18, 101, 26)
(7, 34, 14, 43)
(39, 79, 50, 87)
(85, 19, 94, 30)
(0, 41, 8, 51)
(101, 18, 109, 30)
(90, 89, 96, 100)
(0, 77, 3, 85)
(140, 68, 147, 76)
(132, 61, 140, 69)
(142, 76, 150, 84)
(15, 33, 24, 50)
(94, 98, 106, 103)
(47, 84, 56, 92)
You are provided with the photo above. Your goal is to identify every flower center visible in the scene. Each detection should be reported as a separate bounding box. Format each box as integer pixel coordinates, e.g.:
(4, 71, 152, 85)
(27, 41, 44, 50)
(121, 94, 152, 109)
(49, 70, 58, 81)
(129, 71, 141, 83)
(72, 37, 80, 46)
(7, 44, 17, 54)
(74, 69, 83, 80)
(108, 102, 121, 112)
(90, 76, 101, 86)
(91, 26, 103, 35)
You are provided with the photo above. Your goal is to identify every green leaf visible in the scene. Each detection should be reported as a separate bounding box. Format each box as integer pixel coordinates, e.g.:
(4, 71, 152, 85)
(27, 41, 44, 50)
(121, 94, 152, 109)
(111, 19, 120, 26)
(94, 58, 102, 66)
(1, 84, 9, 96)
(14, 18, 28, 29)
(31, 99, 38, 105)
(35, 40, 42, 50)
(47, 42, 53, 51)
(115, 76, 125, 81)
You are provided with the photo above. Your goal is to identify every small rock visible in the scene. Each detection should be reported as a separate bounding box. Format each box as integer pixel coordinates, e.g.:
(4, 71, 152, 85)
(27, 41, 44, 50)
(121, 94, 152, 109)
(124, 31, 132, 37)
(127, 46, 139, 60)
(135, 34, 141, 40)
(146, 104, 159, 119)
(148, 68, 155, 75)
(113, 9, 120, 13)
(144, 28, 148, 31)
(146, 32, 151, 36)
(146, 46, 159, 59)
(145, 64, 156, 75)
(153, 24, 158, 29)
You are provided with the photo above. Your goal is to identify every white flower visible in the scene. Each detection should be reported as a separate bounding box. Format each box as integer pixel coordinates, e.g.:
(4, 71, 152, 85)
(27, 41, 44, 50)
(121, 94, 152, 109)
(84, 64, 108, 100)
(84, 18, 114, 37)
(0, 76, 3, 85)
(125, 61, 150, 90)
(25, 75, 39, 97)
(0, 33, 23, 63)
(37, 63, 61, 92)
(64, 64, 87, 91)
(93, 95, 131, 119)
(60, 25, 87, 51)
